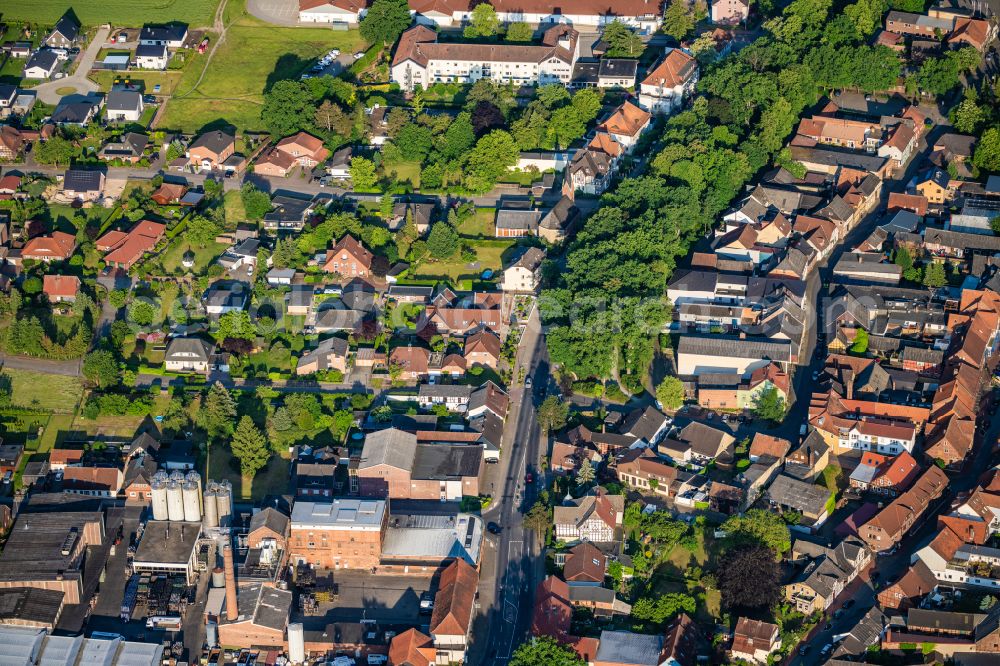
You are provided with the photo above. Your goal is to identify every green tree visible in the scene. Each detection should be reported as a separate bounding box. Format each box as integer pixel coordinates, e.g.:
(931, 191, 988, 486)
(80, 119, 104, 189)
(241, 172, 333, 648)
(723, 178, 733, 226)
(603, 20, 645, 57)
(752, 386, 785, 422)
(631, 593, 696, 625)
(396, 123, 433, 162)
(923, 261, 947, 287)
(974, 127, 1000, 173)
(537, 395, 569, 434)
(464, 130, 519, 192)
(844, 0, 888, 38)
(162, 396, 190, 432)
(109, 289, 128, 309)
(850, 328, 869, 354)
(440, 112, 476, 160)
(349, 156, 379, 190)
(952, 97, 985, 134)
(198, 382, 238, 439)
(360, 0, 412, 45)
(231, 415, 270, 478)
(82, 350, 120, 388)
(662, 0, 696, 41)
(576, 459, 595, 486)
(21, 277, 43, 295)
(991, 216, 1000, 236)
(464, 3, 500, 38)
(426, 222, 459, 258)
(241, 183, 272, 220)
(719, 543, 782, 611)
(509, 638, 585, 666)
(128, 300, 157, 327)
(186, 215, 221, 248)
(523, 500, 553, 543)
(506, 21, 533, 42)
(216, 311, 257, 342)
(655, 376, 684, 410)
(33, 136, 76, 166)
(261, 80, 311, 137)
(721, 509, 791, 556)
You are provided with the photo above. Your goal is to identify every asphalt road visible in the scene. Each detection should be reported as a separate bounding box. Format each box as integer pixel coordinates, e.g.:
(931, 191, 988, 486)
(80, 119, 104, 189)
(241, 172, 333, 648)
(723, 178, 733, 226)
(471, 307, 548, 665)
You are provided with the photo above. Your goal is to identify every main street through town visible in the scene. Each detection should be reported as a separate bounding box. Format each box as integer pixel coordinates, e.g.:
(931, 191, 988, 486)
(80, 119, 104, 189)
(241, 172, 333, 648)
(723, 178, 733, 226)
(470, 307, 548, 665)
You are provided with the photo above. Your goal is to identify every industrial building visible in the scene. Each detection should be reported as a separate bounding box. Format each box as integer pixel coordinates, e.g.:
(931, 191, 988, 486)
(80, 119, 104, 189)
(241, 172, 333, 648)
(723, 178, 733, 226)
(131, 520, 202, 584)
(0, 627, 164, 666)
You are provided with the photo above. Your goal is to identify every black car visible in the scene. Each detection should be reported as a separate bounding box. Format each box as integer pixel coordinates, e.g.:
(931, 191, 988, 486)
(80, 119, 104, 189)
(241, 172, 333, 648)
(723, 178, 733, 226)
(487, 522, 501, 535)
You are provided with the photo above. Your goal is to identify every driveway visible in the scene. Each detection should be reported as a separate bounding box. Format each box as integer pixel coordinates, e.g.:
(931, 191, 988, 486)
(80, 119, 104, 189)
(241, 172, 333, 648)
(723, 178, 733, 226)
(247, 0, 301, 25)
(34, 25, 109, 105)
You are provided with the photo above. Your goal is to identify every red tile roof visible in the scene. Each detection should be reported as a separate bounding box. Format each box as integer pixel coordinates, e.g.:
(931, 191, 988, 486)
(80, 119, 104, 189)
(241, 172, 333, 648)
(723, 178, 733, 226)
(598, 101, 651, 139)
(749, 433, 792, 460)
(531, 576, 572, 639)
(642, 48, 697, 88)
(563, 542, 606, 583)
(387, 628, 435, 666)
(22, 231, 76, 261)
(42, 274, 80, 299)
(429, 559, 477, 637)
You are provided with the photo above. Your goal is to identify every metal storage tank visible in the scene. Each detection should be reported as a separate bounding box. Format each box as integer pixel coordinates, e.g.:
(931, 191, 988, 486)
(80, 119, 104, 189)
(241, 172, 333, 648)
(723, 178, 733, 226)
(216, 480, 232, 527)
(169, 470, 185, 483)
(166, 480, 184, 522)
(212, 566, 225, 588)
(288, 623, 305, 663)
(203, 486, 219, 528)
(185, 471, 203, 511)
(182, 480, 201, 522)
(150, 473, 169, 521)
(206, 620, 218, 648)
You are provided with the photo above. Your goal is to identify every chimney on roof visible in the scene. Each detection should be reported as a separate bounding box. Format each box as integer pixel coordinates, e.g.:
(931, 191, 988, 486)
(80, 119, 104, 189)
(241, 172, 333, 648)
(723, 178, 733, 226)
(223, 543, 238, 621)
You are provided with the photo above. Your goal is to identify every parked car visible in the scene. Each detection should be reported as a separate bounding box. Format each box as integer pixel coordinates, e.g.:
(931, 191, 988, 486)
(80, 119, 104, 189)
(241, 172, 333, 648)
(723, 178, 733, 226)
(419, 592, 434, 613)
(487, 522, 501, 535)
(354, 51, 365, 59)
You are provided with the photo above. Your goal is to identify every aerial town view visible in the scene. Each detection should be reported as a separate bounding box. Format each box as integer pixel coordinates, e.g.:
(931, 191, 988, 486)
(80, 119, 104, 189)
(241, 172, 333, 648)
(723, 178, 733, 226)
(1, 0, 1000, 663)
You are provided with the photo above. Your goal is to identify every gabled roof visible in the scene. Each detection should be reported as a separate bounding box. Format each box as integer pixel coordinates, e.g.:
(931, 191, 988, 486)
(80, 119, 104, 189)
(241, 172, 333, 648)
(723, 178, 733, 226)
(598, 101, 651, 138)
(563, 541, 606, 583)
(42, 274, 80, 299)
(359, 427, 418, 471)
(249, 507, 290, 537)
(642, 47, 697, 88)
(51, 11, 81, 42)
(429, 559, 478, 637)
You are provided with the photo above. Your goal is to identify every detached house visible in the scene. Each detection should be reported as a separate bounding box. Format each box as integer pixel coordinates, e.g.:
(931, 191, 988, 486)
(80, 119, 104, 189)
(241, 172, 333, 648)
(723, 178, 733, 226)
(23, 50, 60, 80)
(45, 11, 81, 47)
(565, 149, 613, 197)
(322, 234, 373, 278)
(501, 246, 545, 293)
(164, 337, 215, 374)
(22, 231, 76, 262)
(255, 131, 330, 177)
(42, 275, 80, 303)
(139, 24, 188, 48)
(638, 47, 698, 114)
(597, 101, 651, 152)
(105, 89, 144, 122)
(730, 618, 780, 664)
(187, 130, 237, 172)
(553, 489, 624, 543)
(135, 44, 169, 70)
(711, 0, 750, 24)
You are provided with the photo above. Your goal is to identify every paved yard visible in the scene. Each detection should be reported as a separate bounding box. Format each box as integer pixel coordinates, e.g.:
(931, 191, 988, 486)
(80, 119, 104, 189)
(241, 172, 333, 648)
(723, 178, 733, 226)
(297, 572, 435, 628)
(35, 26, 108, 104)
(247, 0, 300, 25)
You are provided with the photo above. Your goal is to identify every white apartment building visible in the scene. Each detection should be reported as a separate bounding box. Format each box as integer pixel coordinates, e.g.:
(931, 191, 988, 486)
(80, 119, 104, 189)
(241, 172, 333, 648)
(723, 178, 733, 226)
(838, 419, 917, 455)
(390, 24, 579, 92)
(638, 47, 698, 115)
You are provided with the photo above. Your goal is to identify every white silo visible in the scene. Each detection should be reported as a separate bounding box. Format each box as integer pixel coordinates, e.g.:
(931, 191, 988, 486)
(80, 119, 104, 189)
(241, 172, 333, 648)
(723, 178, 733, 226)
(203, 484, 219, 528)
(150, 473, 169, 521)
(182, 479, 201, 522)
(287, 623, 305, 663)
(166, 480, 185, 522)
(169, 470, 185, 483)
(185, 471, 203, 511)
(216, 480, 232, 527)
(206, 620, 218, 648)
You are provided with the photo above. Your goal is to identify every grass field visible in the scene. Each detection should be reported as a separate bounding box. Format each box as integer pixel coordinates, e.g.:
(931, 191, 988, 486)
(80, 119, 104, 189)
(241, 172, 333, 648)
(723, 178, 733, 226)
(410, 241, 513, 282)
(90, 70, 186, 96)
(457, 208, 497, 237)
(158, 20, 366, 132)
(208, 443, 290, 499)
(159, 236, 227, 274)
(0, 0, 221, 27)
(387, 160, 421, 189)
(4, 369, 83, 413)
(224, 189, 246, 226)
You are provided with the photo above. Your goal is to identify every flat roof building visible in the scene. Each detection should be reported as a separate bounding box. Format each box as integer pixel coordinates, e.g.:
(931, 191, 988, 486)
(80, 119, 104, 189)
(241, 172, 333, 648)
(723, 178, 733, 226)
(289, 499, 388, 570)
(131, 520, 201, 584)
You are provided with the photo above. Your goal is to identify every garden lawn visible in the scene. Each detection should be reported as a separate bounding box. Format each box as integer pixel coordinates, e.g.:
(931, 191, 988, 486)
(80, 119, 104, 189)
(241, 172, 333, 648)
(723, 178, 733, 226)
(159, 237, 227, 274)
(410, 241, 512, 281)
(37, 413, 76, 452)
(4, 369, 82, 413)
(457, 208, 497, 238)
(387, 160, 421, 189)
(224, 189, 247, 226)
(208, 443, 290, 499)
(0, 0, 221, 27)
(158, 22, 366, 133)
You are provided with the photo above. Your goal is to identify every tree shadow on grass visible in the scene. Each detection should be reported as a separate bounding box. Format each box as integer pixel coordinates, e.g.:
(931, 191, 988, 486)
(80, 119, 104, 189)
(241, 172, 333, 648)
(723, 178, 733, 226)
(264, 53, 311, 94)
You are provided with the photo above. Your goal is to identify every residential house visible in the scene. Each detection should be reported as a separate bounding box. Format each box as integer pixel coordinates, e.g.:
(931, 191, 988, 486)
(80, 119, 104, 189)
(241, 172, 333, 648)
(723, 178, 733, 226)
(563, 541, 607, 585)
(0, 126, 26, 160)
(254, 131, 330, 177)
(388, 629, 436, 666)
(878, 559, 938, 610)
(357, 428, 481, 500)
(203, 280, 250, 315)
(502, 246, 545, 293)
(23, 51, 59, 79)
(429, 559, 478, 663)
(327, 146, 353, 179)
(659, 420, 735, 466)
(390, 24, 581, 93)
(594, 630, 665, 666)
(22, 231, 76, 262)
(187, 130, 237, 171)
(105, 89, 144, 123)
(730, 618, 781, 664)
(135, 44, 169, 70)
(661, 613, 702, 666)
(615, 448, 677, 500)
(858, 465, 949, 552)
(99, 132, 149, 163)
(748, 434, 792, 462)
(139, 24, 188, 48)
(539, 195, 580, 244)
(848, 450, 920, 497)
(296, 337, 350, 375)
(785, 537, 872, 613)
(61, 169, 105, 202)
(915, 168, 954, 205)
(553, 489, 624, 543)
(464, 328, 501, 369)
(388, 345, 430, 380)
(638, 47, 698, 114)
(42, 275, 79, 303)
(164, 337, 215, 374)
(596, 58, 639, 88)
(62, 466, 123, 497)
(619, 405, 670, 447)
(711, 0, 750, 24)
(888, 192, 928, 215)
(97, 219, 166, 270)
(597, 101, 651, 152)
(322, 234, 373, 278)
(417, 383, 473, 409)
(564, 149, 613, 197)
(467, 381, 509, 421)
(45, 12, 80, 47)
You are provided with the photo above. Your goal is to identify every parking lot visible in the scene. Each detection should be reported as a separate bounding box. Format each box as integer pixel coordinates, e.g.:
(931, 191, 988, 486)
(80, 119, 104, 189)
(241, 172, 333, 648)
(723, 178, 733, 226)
(296, 571, 435, 629)
(302, 49, 361, 81)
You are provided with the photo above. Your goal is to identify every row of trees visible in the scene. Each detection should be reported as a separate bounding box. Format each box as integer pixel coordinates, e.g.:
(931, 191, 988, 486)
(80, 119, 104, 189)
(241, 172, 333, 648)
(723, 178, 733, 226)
(542, 0, 913, 392)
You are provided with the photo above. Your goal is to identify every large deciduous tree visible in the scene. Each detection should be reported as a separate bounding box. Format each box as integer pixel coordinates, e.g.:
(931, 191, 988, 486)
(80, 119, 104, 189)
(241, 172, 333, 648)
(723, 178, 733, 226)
(83, 350, 120, 389)
(719, 543, 782, 612)
(510, 637, 585, 666)
(261, 80, 311, 137)
(360, 0, 411, 45)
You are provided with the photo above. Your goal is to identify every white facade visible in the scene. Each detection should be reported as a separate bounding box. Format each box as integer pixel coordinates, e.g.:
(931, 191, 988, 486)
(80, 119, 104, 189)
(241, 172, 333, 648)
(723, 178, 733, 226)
(638, 48, 699, 115)
(165, 354, 208, 373)
(299, 4, 364, 24)
(392, 53, 574, 92)
(24, 63, 57, 79)
(136, 53, 168, 70)
(676, 351, 773, 377)
(839, 424, 916, 456)
(501, 265, 540, 293)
